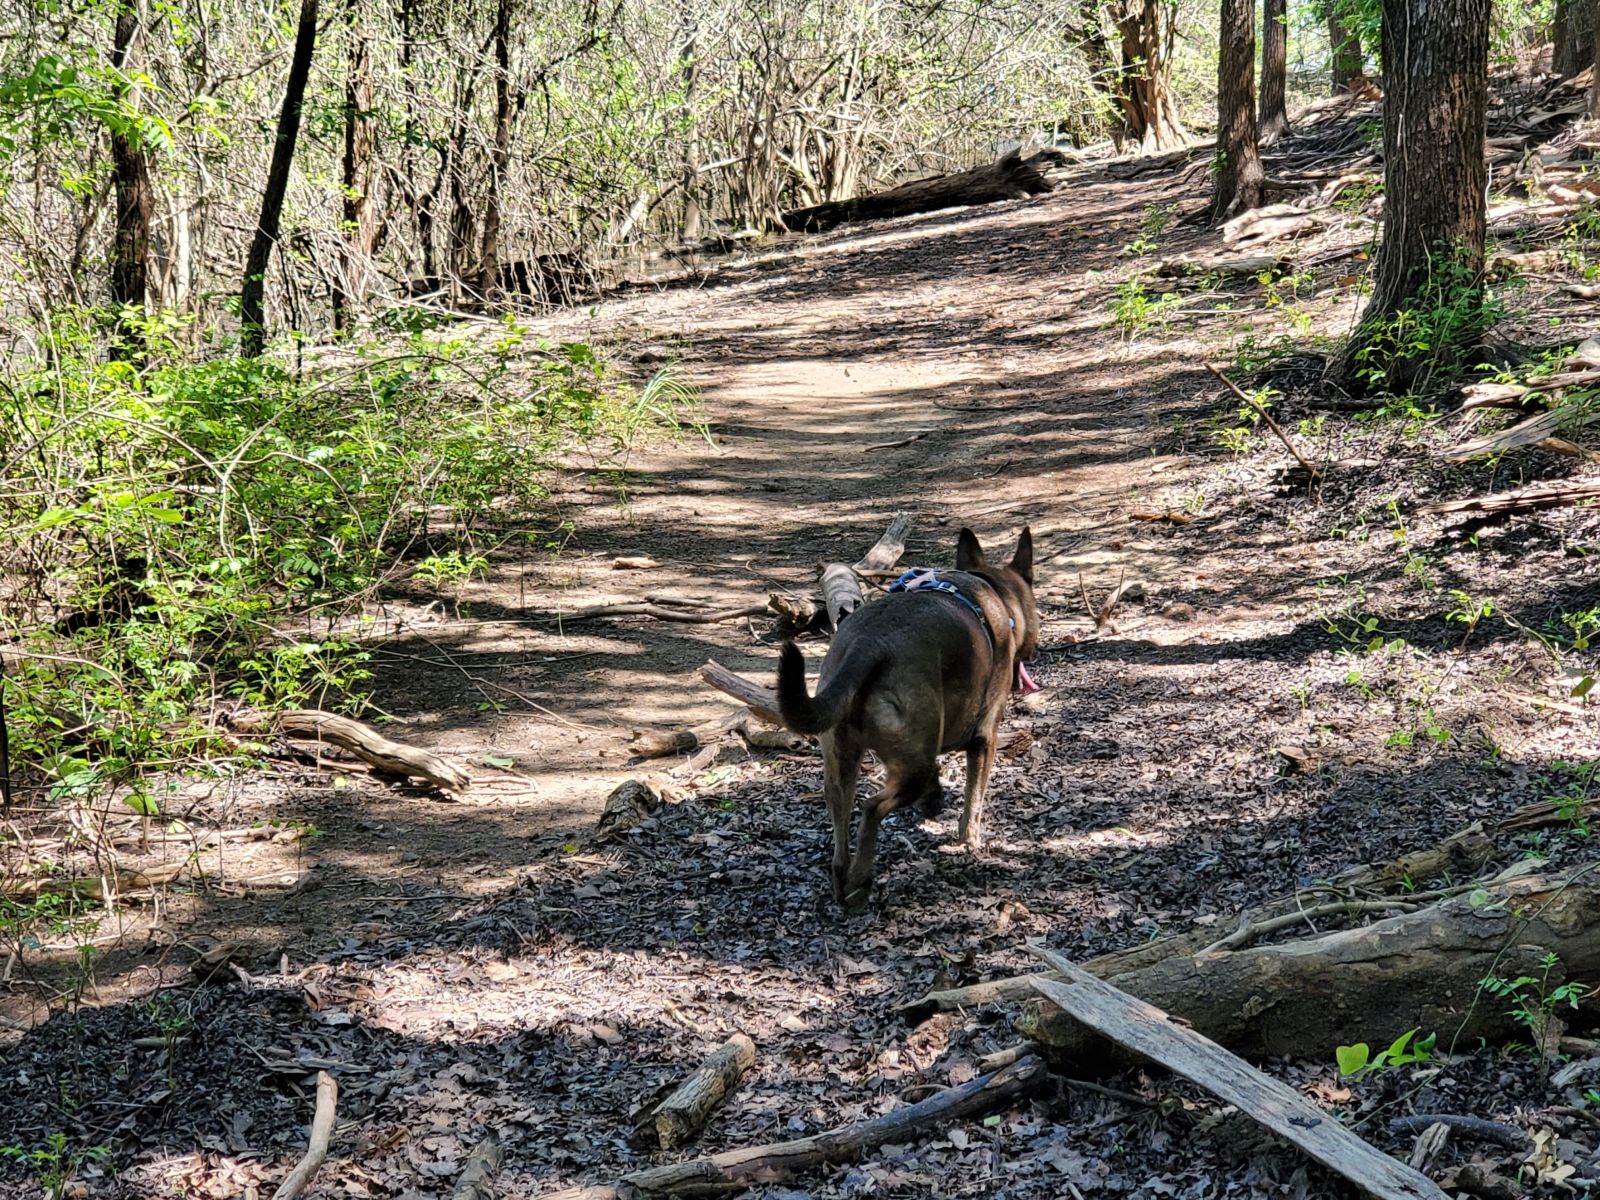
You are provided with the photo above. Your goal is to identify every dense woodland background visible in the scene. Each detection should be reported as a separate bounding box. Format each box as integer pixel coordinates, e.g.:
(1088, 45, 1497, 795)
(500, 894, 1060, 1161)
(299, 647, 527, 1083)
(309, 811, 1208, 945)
(5, 0, 1600, 1195)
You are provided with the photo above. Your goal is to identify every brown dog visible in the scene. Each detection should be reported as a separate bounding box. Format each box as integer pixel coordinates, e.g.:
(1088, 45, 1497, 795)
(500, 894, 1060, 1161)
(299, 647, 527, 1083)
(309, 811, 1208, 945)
(777, 528, 1039, 910)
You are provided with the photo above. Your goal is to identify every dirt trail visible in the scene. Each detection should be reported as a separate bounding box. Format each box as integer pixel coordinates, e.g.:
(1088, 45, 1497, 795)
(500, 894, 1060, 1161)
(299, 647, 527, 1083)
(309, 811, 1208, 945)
(8, 157, 1600, 1199)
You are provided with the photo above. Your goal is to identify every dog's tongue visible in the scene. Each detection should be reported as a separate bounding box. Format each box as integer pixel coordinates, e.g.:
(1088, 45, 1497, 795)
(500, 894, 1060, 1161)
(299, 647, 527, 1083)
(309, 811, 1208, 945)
(1015, 660, 1041, 694)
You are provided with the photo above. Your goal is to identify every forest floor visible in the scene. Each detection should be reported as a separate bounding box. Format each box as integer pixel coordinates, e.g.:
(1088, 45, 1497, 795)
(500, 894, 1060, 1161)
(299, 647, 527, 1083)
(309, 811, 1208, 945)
(5, 101, 1600, 1200)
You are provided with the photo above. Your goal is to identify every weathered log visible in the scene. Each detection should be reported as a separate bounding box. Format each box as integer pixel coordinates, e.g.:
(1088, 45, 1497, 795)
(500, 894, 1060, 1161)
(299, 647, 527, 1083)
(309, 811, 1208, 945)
(230, 708, 470, 793)
(1443, 405, 1600, 462)
(1155, 253, 1284, 278)
(699, 660, 783, 727)
(819, 563, 863, 632)
(780, 147, 1071, 234)
(1418, 481, 1600, 520)
(1017, 872, 1600, 1064)
(641, 1033, 757, 1150)
(768, 593, 823, 634)
(900, 823, 1496, 1025)
(852, 512, 911, 574)
(595, 779, 661, 841)
(538, 1054, 1047, 1199)
(1027, 952, 1447, 1200)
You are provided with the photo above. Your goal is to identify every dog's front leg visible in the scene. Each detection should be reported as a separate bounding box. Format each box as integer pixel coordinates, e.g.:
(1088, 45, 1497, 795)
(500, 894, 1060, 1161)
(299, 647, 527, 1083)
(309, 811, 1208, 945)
(957, 738, 998, 848)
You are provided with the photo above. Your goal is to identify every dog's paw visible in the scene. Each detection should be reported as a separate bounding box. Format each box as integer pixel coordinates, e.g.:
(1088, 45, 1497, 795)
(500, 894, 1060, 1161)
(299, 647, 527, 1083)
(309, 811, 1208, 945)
(913, 783, 948, 818)
(840, 884, 873, 912)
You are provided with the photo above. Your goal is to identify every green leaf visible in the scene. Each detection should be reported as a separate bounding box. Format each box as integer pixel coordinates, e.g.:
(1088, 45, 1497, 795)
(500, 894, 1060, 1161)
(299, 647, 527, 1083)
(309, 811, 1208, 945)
(1573, 676, 1595, 699)
(482, 755, 515, 768)
(1335, 1043, 1371, 1076)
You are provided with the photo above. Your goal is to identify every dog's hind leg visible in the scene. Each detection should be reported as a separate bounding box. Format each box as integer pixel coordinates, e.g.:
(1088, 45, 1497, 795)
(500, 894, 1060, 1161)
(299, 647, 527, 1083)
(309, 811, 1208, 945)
(820, 729, 861, 906)
(957, 738, 999, 848)
(842, 766, 938, 910)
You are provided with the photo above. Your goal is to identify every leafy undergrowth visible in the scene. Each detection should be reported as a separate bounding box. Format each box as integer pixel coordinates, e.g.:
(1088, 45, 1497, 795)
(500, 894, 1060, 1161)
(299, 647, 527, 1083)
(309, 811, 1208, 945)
(0, 311, 698, 857)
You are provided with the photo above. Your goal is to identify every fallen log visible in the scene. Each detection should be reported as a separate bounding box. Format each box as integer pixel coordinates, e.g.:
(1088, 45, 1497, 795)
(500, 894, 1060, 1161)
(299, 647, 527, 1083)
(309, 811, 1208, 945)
(699, 660, 783, 727)
(1027, 950, 1447, 1200)
(1155, 253, 1284, 278)
(1016, 871, 1600, 1064)
(899, 823, 1496, 1024)
(595, 779, 662, 841)
(539, 1054, 1047, 1199)
(640, 1033, 757, 1150)
(229, 708, 470, 793)
(852, 512, 912, 574)
(780, 147, 1071, 234)
(820, 562, 864, 631)
(1442, 405, 1600, 462)
(1418, 481, 1600, 520)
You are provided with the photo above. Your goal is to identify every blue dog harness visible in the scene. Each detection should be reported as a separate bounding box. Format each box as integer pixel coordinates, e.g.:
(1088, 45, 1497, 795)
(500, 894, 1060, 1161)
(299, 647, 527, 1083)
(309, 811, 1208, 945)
(889, 569, 1013, 642)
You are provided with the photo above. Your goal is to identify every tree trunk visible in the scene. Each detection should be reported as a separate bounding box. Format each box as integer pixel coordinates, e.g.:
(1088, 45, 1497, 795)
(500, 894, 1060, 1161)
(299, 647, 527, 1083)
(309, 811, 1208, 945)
(239, 0, 320, 358)
(478, 0, 513, 302)
(332, 0, 375, 333)
(1327, 8, 1362, 93)
(1333, 0, 1490, 395)
(1592, 0, 1600, 118)
(1258, 0, 1290, 143)
(108, 0, 154, 353)
(1554, 0, 1597, 76)
(1210, 0, 1264, 222)
(1017, 871, 1600, 1065)
(1109, 0, 1189, 153)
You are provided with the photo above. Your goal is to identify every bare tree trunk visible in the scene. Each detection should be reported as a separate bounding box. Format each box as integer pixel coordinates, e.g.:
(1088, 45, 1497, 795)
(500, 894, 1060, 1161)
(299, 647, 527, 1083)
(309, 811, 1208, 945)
(1327, 8, 1362, 93)
(1333, 0, 1490, 395)
(1553, 0, 1597, 75)
(108, 0, 154, 355)
(1258, 0, 1290, 143)
(1105, 0, 1188, 153)
(240, 0, 320, 358)
(677, 5, 702, 241)
(332, 0, 375, 333)
(1210, 0, 1264, 222)
(479, 0, 513, 301)
(1592, 0, 1600, 118)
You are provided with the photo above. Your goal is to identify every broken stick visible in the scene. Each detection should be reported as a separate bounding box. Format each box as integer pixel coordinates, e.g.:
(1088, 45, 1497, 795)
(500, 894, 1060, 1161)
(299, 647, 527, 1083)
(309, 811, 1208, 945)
(539, 1054, 1046, 1199)
(558, 601, 770, 624)
(230, 708, 470, 793)
(1026, 948, 1446, 1200)
(643, 1033, 758, 1150)
(271, 1070, 339, 1200)
(852, 513, 913, 573)
(699, 660, 784, 727)
(1206, 363, 1322, 483)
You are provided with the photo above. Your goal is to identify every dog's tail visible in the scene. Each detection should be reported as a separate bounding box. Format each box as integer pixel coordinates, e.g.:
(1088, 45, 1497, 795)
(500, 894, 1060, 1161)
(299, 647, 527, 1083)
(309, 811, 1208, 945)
(777, 641, 876, 736)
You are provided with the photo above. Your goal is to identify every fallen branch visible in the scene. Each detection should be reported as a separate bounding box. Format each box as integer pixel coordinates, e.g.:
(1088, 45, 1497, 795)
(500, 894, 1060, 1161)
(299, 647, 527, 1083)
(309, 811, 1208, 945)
(230, 708, 469, 793)
(1386, 1115, 1530, 1152)
(1195, 898, 1420, 957)
(3, 860, 188, 901)
(271, 1070, 339, 1200)
(539, 1054, 1047, 1199)
(641, 1033, 758, 1150)
(863, 432, 930, 453)
(1207, 363, 1321, 482)
(1027, 950, 1447, 1200)
(450, 1133, 503, 1200)
(852, 513, 912, 574)
(699, 660, 784, 727)
(1418, 481, 1600, 521)
(557, 601, 770, 625)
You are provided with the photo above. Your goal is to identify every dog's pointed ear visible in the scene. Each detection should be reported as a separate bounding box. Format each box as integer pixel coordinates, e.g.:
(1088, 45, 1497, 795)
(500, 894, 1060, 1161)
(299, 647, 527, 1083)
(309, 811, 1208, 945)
(955, 528, 986, 571)
(1010, 527, 1034, 584)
